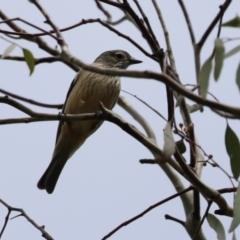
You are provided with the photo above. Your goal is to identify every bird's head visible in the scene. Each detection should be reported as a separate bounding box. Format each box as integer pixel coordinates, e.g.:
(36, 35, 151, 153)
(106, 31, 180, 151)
(94, 50, 142, 69)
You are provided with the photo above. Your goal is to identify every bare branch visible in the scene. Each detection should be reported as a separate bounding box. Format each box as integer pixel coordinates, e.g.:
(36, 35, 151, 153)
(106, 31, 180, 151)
(133, 0, 160, 47)
(197, 0, 232, 50)
(0, 198, 54, 240)
(178, 0, 196, 45)
(165, 214, 185, 227)
(121, 89, 167, 121)
(102, 187, 193, 240)
(29, 0, 68, 51)
(107, 16, 127, 25)
(0, 17, 58, 41)
(151, 0, 177, 72)
(0, 55, 62, 66)
(0, 96, 97, 124)
(55, 52, 240, 118)
(192, 200, 213, 240)
(118, 96, 156, 140)
(0, 88, 63, 109)
(95, 0, 112, 22)
(0, 10, 79, 72)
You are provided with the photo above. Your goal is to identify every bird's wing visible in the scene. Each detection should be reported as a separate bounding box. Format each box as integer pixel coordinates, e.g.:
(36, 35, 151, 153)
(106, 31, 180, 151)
(55, 71, 81, 144)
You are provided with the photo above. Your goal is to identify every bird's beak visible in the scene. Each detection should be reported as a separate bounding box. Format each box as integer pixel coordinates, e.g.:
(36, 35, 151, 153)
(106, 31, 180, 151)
(128, 57, 142, 65)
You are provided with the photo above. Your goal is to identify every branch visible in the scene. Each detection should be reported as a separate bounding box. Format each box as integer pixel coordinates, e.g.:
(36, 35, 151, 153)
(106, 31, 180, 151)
(95, 0, 112, 22)
(0, 17, 156, 62)
(197, 0, 232, 49)
(0, 55, 62, 66)
(29, 0, 68, 51)
(178, 0, 196, 45)
(121, 89, 167, 121)
(0, 96, 98, 124)
(165, 214, 185, 226)
(100, 104, 233, 217)
(0, 198, 53, 240)
(0, 97, 234, 216)
(0, 88, 63, 109)
(99, 0, 160, 54)
(192, 201, 213, 240)
(102, 187, 193, 240)
(118, 96, 156, 140)
(133, 0, 160, 47)
(151, 0, 177, 72)
(0, 17, 58, 41)
(0, 10, 79, 72)
(57, 52, 240, 118)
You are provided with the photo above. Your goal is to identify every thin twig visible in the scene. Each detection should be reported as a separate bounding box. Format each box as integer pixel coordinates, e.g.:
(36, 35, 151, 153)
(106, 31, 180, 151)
(95, 0, 112, 21)
(192, 200, 213, 240)
(121, 89, 167, 121)
(133, 0, 160, 47)
(197, 0, 232, 49)
(118, 96, 156, 140)
(178, 0, 196, 45)
(107, 16, 127, 25)
(151, 0, 177, 73)
(102, 187, 193, 240)
(0, 17, 58, 41)
(0, 55, 62, 66)
(29, 0, 68, 50)
(0, 88, 63, 109)
(39, 50, 240, 118)
(165, 214, 185, 226)
(0, 199, 54, 240)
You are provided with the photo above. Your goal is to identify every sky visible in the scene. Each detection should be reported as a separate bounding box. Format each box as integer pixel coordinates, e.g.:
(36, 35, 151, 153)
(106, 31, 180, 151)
(0, 0, 240, 239)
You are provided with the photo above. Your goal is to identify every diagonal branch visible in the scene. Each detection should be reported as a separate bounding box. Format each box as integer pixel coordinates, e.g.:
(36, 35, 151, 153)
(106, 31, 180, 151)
(0, 198, 54, 240)
(102, 187, 193, 240)
(29, 0, 68, 50)
(0, 88, 63, 109)
(197, 0, 231, 50)
(178, 0, 196, 45)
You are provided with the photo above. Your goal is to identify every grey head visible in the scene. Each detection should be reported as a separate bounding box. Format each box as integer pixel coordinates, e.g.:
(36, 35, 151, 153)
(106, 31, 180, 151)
(94, 50, 142, 69)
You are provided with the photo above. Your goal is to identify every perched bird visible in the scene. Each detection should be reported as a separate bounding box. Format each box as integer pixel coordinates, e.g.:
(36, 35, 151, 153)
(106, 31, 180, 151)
(37, 50, 142, 194)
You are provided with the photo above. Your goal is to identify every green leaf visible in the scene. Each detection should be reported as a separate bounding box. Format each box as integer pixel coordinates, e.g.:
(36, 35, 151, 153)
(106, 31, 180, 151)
(22, 48, 35, 75)
(232, 232, 237, 240)
(225, 45, 240, 59)
(236, 62, 240, 92)
(163, 122, 175, 157)
(207, 213, 226, 240)
(199, 57, 212, 98)
(225, 124, 240, 179)
(222, 16, 240, 28)
(1, 44, 16, 59)
(229, 183, 240, 232)
(214, 38, 225, 81)
(176, 139, 186, 154)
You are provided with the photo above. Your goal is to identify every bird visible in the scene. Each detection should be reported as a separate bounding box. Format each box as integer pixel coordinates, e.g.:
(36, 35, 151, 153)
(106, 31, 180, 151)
(37, 50, 142, 194)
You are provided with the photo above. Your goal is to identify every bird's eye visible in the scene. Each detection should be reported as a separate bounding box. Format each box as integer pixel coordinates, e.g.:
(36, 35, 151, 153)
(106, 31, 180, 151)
(115, 53, 123, 60)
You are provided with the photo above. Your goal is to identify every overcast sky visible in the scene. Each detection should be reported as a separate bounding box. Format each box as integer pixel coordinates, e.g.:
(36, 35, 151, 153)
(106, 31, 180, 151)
(0, 1, 240, 239)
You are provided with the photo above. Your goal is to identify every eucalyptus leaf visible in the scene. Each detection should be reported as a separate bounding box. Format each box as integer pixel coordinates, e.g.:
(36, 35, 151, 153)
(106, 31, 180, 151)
(229, 183, 240, 232)
(225, 124, 240, 179)
(176, 139, 186, 154)
(214, 38, 225, 81)
(232, 232, 237, 240)
(225, 45, 240, 59)
(222, 16, 240, 28)
(207, 213, 226, 240)
(199, 57, 212, 98)
(236, 62, 240, 92)
(22, 48, 35, 75)
(1, 44, 16, 59)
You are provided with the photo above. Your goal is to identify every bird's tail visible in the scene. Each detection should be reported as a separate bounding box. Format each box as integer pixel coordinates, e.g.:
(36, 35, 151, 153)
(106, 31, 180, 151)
(37, 155, 68, 194)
